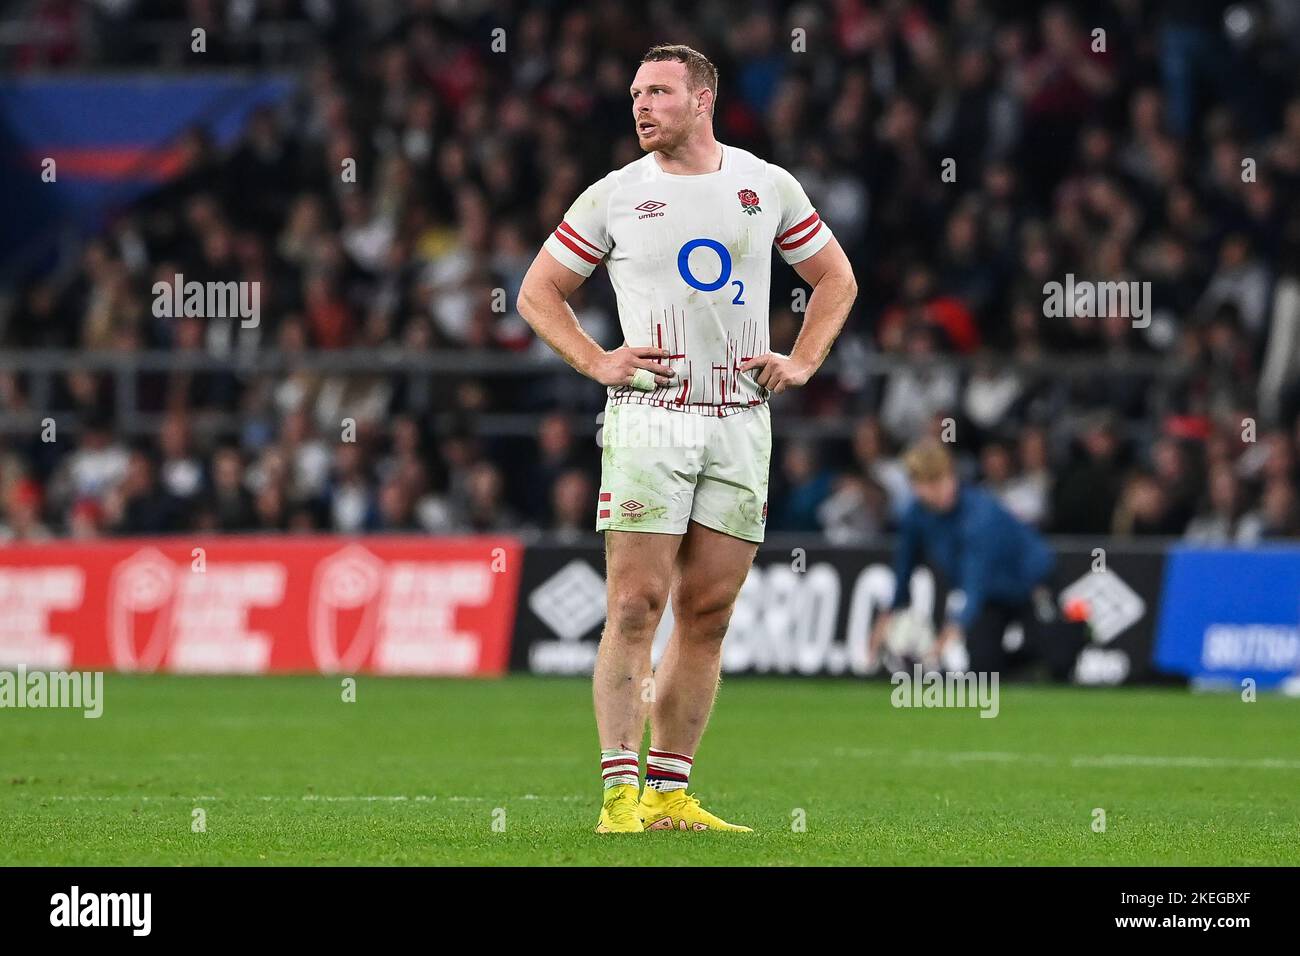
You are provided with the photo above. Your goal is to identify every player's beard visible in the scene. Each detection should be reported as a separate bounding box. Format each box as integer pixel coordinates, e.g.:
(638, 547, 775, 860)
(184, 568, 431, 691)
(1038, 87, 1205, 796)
(638, 117, 687, 154)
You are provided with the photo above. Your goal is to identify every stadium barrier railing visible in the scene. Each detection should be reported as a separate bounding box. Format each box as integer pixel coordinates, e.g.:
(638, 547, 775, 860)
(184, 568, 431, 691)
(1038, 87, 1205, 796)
(0, 348, 1192, 439)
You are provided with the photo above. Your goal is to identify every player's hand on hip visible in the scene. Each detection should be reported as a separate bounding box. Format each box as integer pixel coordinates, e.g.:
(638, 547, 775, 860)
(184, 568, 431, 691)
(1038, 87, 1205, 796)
(592, 346, 675, 391)
(738, 352, 813, 394)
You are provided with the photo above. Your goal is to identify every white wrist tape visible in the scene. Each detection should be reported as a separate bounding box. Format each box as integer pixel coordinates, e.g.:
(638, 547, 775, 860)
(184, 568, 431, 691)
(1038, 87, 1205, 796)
(629, 368, 656, 391)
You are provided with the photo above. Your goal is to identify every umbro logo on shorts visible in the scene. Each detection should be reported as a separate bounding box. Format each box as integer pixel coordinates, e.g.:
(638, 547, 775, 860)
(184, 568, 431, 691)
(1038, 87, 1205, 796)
(596, 493, 648, 520)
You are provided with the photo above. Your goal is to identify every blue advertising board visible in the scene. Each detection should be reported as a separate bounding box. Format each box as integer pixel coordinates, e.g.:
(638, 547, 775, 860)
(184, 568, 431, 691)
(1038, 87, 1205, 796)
(1154, 547, 1300, 688)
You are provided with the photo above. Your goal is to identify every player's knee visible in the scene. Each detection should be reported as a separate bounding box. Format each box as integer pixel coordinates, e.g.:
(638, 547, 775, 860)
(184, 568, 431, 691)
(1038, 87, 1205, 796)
(607, 587, 666, 640)
(676, 591, 735, 643)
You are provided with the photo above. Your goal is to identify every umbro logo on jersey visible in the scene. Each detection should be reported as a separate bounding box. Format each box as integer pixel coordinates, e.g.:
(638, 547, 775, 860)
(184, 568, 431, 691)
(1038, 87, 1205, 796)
(620, 499, 645, 513)
(635, 199, 666, 219)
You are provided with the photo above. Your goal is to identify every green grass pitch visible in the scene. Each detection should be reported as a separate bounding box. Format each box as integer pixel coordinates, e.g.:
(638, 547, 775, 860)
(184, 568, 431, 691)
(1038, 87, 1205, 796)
(2, 674, 1297, 866)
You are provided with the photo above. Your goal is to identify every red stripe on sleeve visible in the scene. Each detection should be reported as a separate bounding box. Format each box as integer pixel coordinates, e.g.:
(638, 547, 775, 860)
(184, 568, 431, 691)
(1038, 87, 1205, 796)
(558, 221, 603, 254)
(778, 220, 823, 251)
(553, 229, 601, 264)
(776, 211, 819, 243)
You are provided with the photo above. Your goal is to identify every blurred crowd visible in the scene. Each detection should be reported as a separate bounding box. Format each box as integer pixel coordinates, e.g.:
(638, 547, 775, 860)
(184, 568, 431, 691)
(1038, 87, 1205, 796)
(2, 0, 1300, 544)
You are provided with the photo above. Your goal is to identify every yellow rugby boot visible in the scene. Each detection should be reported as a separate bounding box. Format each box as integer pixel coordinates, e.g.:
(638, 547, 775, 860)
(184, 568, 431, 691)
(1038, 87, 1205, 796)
(595, 784, 644, 833)
(638, 788, 753, 832)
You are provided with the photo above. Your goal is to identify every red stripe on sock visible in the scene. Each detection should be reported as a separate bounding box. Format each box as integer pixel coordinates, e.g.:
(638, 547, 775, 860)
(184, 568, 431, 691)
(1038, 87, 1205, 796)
(645, 770, 689, 781)
(648, 749, 694, 763)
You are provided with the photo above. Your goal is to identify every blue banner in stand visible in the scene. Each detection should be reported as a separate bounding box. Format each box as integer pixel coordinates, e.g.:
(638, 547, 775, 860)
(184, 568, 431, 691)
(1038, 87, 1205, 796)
(1154, 546, 1300, 688)
(0, 74, 297, 278)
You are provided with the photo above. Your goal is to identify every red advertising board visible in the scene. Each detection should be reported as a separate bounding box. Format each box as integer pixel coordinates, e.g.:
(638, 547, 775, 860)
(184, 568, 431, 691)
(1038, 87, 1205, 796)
(0, 536, 522, 676)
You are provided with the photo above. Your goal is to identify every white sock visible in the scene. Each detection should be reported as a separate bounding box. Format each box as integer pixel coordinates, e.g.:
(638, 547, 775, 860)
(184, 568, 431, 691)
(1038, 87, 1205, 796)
(600, 748, 639, 789)
(646, 748, 692, 792)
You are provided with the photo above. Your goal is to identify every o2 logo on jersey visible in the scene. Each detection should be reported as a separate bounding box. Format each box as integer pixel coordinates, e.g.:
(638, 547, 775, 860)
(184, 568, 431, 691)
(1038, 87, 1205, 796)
(677, 238, 745, 305)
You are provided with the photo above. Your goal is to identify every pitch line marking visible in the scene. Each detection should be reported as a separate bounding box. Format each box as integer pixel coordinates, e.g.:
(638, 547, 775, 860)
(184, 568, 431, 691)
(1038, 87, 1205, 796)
(33, 794, 589, 803)
(831, 748, 1300, 770)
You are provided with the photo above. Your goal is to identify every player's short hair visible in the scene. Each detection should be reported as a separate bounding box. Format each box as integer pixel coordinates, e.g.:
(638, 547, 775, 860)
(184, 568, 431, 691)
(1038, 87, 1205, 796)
(640, 44, 719, 111)
(903, 439, 955, 482)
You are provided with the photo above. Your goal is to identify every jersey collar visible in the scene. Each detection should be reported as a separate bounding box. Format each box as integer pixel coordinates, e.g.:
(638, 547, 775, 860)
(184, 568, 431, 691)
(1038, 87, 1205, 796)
(652, 143, 728, 179)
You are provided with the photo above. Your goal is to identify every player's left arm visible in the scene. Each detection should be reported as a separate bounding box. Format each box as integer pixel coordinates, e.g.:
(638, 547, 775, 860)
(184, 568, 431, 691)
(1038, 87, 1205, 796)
(739, 236, 857, 393)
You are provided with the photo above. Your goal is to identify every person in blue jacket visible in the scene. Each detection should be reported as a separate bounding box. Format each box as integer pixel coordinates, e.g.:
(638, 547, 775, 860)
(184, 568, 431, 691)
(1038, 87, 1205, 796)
(870, 438, 1085, 679)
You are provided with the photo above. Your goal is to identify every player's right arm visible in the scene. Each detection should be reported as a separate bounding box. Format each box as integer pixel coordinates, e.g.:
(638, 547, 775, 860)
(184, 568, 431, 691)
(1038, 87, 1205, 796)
(517, 248, 674, 388)
(517, 178, 674, 389)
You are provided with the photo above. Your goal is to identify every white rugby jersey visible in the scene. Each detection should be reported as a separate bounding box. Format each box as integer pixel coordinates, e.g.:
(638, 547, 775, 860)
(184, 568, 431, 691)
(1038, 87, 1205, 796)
(543, 144, 833, 416)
